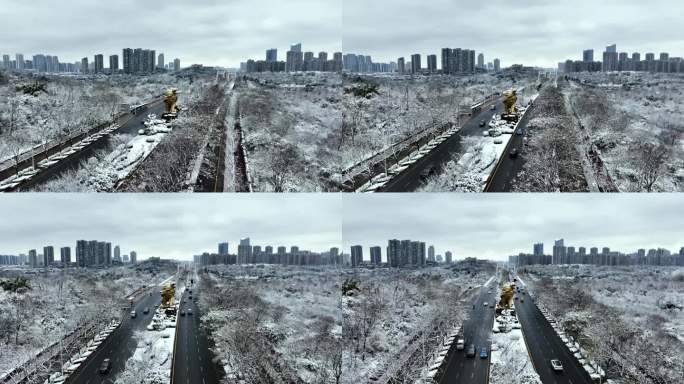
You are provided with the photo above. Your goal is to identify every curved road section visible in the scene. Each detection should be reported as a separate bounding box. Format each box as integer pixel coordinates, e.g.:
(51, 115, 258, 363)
(440, 279, 498, 384)
(514, 285, 592, 384)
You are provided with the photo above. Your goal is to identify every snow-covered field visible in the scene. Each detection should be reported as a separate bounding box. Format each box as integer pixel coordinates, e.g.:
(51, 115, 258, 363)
(563, 72, 684, 192)
(520, 265, 684, 383)
(239, 72, 343, 192)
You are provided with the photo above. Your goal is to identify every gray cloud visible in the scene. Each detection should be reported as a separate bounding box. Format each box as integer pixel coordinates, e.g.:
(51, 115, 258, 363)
(0, 0, 342, 67)
(0, 194, 681, 262)
(341, 194, 684, 261)
(342, 0, 684, 67)
(0, 194, 343, 260)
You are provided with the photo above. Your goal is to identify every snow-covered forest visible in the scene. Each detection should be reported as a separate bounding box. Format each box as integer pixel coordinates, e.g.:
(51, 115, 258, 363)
(238, 72, 343, 192)
(520, 265, 684, 383)
(340, 73, 536, 172)
(194, 263, 492, 383)
(0, 72, 183, 164)
(0, 268, 159, 377)
(513, 72, 683, 192)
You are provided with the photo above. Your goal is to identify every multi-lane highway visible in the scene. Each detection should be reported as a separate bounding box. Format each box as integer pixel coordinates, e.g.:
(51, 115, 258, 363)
(440, 277, 498, 384)
(66, 283, 164, 384)
(514, 279, 593, 384)
(172, 276, 222, 384)
(380, 101, 503, 192)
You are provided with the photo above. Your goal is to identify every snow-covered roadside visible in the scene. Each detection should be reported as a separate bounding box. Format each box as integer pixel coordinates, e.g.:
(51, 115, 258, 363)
(0, 123, 120, 191)
(88, 115, 172, 191)
(356, 124, 460, 192)
(115, 290, 180, 384)
(490, 327, 541, 384)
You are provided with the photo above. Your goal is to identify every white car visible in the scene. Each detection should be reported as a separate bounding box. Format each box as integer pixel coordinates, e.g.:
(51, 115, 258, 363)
(551, 359, 563, 371)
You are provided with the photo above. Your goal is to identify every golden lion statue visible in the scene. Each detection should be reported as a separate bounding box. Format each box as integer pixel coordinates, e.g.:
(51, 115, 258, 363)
(502, 89, 517, 115)
(161, 282, 176, 308)
(498, 283, 515, 309)
(163, 88, 178, 114)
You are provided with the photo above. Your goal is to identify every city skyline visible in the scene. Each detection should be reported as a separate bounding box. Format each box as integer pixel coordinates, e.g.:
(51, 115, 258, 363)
(340, 194, 683, 260)
(0, 194, 343, 260)
(1, 195, 681, 262)
(0, 0, 341, 68)
(343, 0, 684, 67)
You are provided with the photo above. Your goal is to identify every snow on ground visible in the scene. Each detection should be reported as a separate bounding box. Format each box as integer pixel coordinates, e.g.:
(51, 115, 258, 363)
(420, 106, 532, 192)
(116, 326, 175, 384)
(0, 267, 157, 377)
(490, 328, 541, 384)
(0, 72, 187, 164)
(520, 265, 684, 383)
(239, 72, 343, 191)
(341, 72, 537, 172)
(88, 116, 172, 191)
(564, 72, 684, 192)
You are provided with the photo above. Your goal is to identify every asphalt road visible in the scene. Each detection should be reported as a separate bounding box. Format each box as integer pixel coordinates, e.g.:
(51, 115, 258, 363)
(484, 103, 536, 192)
(172, 279, 222, 384)
(440, 278, 498, 384)
(380, 101, 503, 192)
(514, 282, 592, 384)
(16, 101, 165, 191)
(66, 285, 163, 384)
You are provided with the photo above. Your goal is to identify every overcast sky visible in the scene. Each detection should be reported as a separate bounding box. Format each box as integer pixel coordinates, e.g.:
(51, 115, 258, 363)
(1, 194, 681, 262)
(0, 0, 342, 68)
(2, 1, 680, 69)
(0, 194, 342, 260)
(343, 0, 684, 68)
(341, 194, 683, 261)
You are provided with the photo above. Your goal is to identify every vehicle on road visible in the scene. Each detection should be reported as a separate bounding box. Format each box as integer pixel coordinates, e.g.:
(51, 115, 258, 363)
(180, 310, 186, 316)
(516, 128, 523, 136)
(479, 120, 487, 127)
(480, 348, 488, 359)
(99, 359, 111, 374)
(143, 307, 149, 314)
(483, 302, 488, 307)
(551, 359, 563, 371)
(187, 309, 193, 315)
(521, 298, 525, 302)
(515, 296, 519, 300)
(510, 148, 519, 158)
(491, 105, 496, 110)
(456, 338, 465, 350)
(489, 303, 495, 308)
(466, 344, 476, 358)
(130, 310, 136, 318)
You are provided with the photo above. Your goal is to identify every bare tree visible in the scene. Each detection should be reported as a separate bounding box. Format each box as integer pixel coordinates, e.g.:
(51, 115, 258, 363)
(631, 142, 668, 192)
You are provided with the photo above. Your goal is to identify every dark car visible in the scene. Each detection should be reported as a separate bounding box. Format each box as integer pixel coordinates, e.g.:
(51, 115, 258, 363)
(143, 307, 149, 314)
(466, 344, 476, 358)
(480, 348, 488, 359)
(510, 148, 519, 158)
(180, 310, 186, 316)
(479, 120, 487, 127)
(99, 358, 111, 374)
